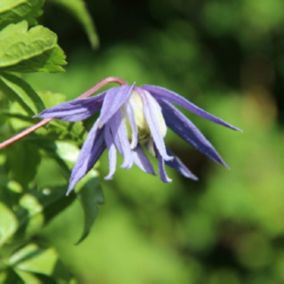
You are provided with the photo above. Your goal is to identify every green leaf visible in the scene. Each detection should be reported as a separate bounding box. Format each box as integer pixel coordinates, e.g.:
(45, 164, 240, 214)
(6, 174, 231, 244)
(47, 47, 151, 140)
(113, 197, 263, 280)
(6, 141, 41, 187)
(0, 73, 45, 115)
(0, 202, 18, 248)
(39, 141, 104, 245)
(0, 0, 44, 29)
(10, 244, 58, 274)
(1, 269, 25, 284)
(15, 271, 57, 284)
(76, 177, 104, 244)
(0, 21, 66, 73)
(0, 184, 76, 251)
(1, 111, 33, 121)
(8, 243, 76, 283)
(50, 0, 99, 48)
(0, 77, 34, 115)
(36, 140, 71, 179)
(15, 187, 76, 243)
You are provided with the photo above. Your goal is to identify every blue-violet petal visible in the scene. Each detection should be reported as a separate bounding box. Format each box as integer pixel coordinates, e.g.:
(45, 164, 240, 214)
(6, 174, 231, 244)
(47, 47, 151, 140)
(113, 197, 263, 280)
(166, 148, 198, 180)
(141, 91, 173, 161)
(155, 147, 172, 183)
(109, 111, 133, 169)
(67, 121, 105, 194)
(133, 145, 155, 175)
(159, 100, 228, 167)
(104, 125, 117, 180)
(38, 93, 105, 122)
(98, 84, 134, 128)
(143, 85, 240, 131)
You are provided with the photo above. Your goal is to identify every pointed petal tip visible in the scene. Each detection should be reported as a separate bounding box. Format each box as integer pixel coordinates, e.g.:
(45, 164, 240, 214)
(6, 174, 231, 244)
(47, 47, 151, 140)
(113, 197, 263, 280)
(141, 166, 156, 176)
(144, 84, 242, 132)
(203, 147, 229, 169)
(164, 155, 174, 162)
(65, 185, 74, 196)
(212, 119, 242, 132)
(120, 161, 133, 169)
(219, 159, 229, 169)
(228, 124, 242, 132)
(162, 177, 172, 183)
(191, 175, 199, 181)
(130, 140, 138, 150)
(219, 159, 230, 169)
(98, 121, 104, 129)
(184, 171, 199, 181)
(181, 170, 199, 181)
(36, 112, 47, 119)
(224, 163, 231, 170)
(104, 175, 114, 180)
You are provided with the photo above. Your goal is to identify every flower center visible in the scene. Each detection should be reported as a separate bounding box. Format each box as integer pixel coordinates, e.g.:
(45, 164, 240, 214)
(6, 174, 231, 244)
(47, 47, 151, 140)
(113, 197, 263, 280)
(124, 90, 167, 145)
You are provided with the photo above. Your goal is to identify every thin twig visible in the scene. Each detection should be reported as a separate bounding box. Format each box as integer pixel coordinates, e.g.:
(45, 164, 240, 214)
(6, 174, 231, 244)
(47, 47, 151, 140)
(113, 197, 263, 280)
(0, 76, 127, 150)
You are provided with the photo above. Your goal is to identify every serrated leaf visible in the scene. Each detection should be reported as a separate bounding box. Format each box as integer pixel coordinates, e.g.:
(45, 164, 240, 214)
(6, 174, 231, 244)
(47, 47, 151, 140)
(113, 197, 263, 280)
(9, 45, 67, 73)
(0, 0, 44, 29)
(0, 73, 45, 115)
(50, 0, 99, 48)
(76, 177, 104, 244)
(0, 21, 66, 73)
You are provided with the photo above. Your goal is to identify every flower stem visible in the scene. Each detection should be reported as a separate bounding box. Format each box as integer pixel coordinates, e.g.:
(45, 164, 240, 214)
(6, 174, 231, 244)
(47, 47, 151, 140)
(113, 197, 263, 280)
(0, 76, 127, 150)
(0, 118, 52, 149)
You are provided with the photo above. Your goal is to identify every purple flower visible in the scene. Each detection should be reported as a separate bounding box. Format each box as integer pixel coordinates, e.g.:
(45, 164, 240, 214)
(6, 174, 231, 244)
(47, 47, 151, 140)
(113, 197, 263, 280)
(39, 83, 240, 194)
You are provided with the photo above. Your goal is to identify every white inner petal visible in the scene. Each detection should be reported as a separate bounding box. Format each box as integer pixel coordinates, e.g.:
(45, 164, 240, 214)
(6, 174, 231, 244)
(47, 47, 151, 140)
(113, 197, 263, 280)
(121, 89, 167, 145)
(141, 90, 167, 138)
(129, 91, 148, 131)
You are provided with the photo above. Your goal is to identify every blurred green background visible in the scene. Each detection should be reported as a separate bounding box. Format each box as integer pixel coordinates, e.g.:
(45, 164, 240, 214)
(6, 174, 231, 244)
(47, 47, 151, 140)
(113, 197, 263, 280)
(26, 0, 284, 283)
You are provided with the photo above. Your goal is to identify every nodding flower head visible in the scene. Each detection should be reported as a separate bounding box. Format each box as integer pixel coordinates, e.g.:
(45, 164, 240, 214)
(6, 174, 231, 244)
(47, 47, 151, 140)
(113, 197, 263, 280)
(39, 83, 240, 194)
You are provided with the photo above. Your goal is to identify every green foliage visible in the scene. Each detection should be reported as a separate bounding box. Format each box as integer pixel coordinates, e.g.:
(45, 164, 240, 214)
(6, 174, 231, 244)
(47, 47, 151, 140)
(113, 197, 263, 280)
(0, 0, 44, 29)
(0, 180, 75, 249)
(0, 177, 77, 282)
(6, 141, 41, 187)
(76, 177, 104, 244)
(1, 0, 284, 283)
(0, 73, 44, 115)
(22, 1, 284, 282)
(50, 0, 99, 48)
(0, 242, 76, 283)
(202, 0, 284, 44)
(0, 21, 66, 73)
(0, 0, 99, 282)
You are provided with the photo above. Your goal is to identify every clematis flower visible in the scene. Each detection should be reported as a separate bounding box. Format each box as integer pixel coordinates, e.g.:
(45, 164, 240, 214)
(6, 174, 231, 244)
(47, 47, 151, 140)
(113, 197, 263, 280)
(38, 83, 240, 194)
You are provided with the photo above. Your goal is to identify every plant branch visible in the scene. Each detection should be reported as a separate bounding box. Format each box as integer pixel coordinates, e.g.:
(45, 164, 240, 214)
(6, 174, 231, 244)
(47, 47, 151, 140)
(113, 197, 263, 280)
(0, 76, 127, 150)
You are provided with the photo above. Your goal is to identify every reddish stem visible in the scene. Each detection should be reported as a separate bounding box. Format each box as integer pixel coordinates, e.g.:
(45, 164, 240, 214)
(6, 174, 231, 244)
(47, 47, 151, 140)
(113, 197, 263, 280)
(0, 118, 52, 149)
(78, 76, 127, 99)
(0, 76, 127, 150)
